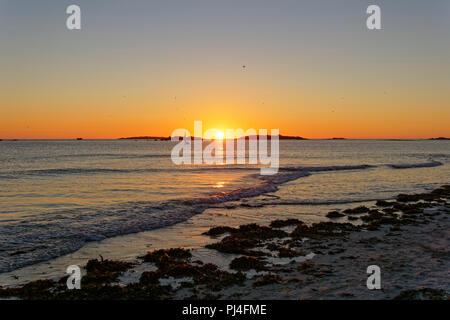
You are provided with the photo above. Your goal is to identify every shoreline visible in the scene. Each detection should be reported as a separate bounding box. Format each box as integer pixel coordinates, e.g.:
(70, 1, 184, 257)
(1, 185, 449, 299)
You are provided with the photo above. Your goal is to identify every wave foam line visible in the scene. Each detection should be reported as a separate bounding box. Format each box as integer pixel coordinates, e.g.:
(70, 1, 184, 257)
(185, 171, 311, 205)
(295, 164, 374, 172)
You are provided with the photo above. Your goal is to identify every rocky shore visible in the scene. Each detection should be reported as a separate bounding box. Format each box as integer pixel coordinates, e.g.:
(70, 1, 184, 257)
(1, 185, 449, 300)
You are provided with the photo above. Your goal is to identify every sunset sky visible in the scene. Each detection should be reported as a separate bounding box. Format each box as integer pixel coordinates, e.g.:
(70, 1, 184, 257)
(1, 0, 449, 139)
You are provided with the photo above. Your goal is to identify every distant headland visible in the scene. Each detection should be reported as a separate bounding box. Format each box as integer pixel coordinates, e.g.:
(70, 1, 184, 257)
(118, 135, 308, 141)
(429, 137, 450, 140)
(119, 136, 171, 141)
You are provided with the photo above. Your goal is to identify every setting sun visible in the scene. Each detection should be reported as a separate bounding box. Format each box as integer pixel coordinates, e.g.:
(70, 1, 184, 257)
(215, 131, 225, 140)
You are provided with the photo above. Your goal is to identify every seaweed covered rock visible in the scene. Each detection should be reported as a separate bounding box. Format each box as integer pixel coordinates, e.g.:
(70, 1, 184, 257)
(253, 274, 283, 287)
(230, 256, 267, 271)
(376, 200, 394, 207)
(164, 263, 210, 278)
(138, 248, 192, 270)
(202, 226, 236, 236)
(393, 202, 425, 214)
(360, 211, 383, 222)
(326, 211, 345, 219)
(0, 279, 56, 300)
(0, 276, 174, 300)
(269, 219, 303, 228)
(204, 223, 288, 239)
(394, 288, 448, 300)
(397, 194, 424, 203)
(139, 248, 191, 262)
(191, 264, 246, 291)
(86, 258, 134, 274)
(343, 206, 370, 214)
(297, 261, 333, 277)
(140, 259, 246, 292)
(291, 222, 359, 238)
(236, 224, 288, 239)
(278, 247, 306, 258)
(82, 258, 134, 286)
(139, 271, 160, 286)
(205, 223, 288, 255)
(205, 236, 261, 255)
(396, 185, 450, 203)
(161, 262, 246, 291)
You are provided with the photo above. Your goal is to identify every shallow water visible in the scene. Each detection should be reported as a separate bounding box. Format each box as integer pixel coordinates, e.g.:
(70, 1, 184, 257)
(0, 139, 449, 275)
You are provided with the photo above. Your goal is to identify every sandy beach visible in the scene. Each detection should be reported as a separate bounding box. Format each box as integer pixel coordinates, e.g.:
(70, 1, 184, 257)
(1, 185, 448, 300)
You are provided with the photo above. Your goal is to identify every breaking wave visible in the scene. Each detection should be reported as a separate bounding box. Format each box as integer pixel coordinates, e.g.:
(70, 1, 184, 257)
(280, 164, 374, 172)
(0, 200, 205, 273)
(3, 161, 441, 179)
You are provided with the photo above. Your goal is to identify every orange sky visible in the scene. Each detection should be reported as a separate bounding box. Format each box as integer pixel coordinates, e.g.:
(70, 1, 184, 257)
(2, 65, 449, 139)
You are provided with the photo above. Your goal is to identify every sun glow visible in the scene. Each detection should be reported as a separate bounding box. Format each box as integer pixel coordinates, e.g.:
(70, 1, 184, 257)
(215, 131, 225, 140)
(203, 128, 226, 140)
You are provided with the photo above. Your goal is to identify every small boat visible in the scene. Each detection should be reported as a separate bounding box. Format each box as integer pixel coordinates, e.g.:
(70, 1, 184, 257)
(76, 138, 83, 141)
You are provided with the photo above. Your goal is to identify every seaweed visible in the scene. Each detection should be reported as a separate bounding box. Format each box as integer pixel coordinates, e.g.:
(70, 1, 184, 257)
(326, 211, 345, 218)
(202, 226, 236, 236)
(253, 274, 282, 287)
(394, 288, 448, 300)
(278, 247, 306, 258)
(291, 222, 359, 238)
(269, 219, 303, 228)
(229, 256, 267, 271)
(343, 206, 370, 214)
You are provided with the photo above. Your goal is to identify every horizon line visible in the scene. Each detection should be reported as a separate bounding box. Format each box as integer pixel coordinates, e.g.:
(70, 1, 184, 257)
(1, 137, 449, 141)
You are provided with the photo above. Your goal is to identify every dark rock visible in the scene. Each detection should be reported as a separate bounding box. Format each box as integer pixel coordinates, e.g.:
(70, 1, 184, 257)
(139, 271, 160, 286)
(82, 258, 134, 286)
(394, 288, 448, 300)
(205, 223, 287, 255)
(291, 222, 359, 238)
(278, 247, 306, 258)
(270, 219, 303, 228)
(382, 207, 397, 214)
(230, 256, 267, 271)
(253, 274, 282, 287)
(86, 258, 134, 274)
(206, 236, 259, 255)
(326, 211, 345, 218)
(203, 226, 236, 236)
(138, 248, 191, 263)
(344, 206, 370, 214)
(376, 200, 394, 207)
(237, 224, 288, 239)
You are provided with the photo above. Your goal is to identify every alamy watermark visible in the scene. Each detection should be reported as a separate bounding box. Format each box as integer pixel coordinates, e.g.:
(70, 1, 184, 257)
(66, 265, 81, 289)
(66, 5, 81, 30)
(366, 265, 381, 290)
(366, 5, 381, 30)
(170, 121, 279, 175)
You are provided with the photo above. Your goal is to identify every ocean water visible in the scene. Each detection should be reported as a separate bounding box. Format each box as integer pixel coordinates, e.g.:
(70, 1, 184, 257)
(0, 139, 449, 274)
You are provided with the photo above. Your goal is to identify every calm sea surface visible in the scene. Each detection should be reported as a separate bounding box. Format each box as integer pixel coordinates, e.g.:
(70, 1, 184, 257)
(0, 139, 449, 273)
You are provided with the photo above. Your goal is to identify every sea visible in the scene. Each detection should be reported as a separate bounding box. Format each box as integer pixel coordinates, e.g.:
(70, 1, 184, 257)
(0, 139, 449, 278)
